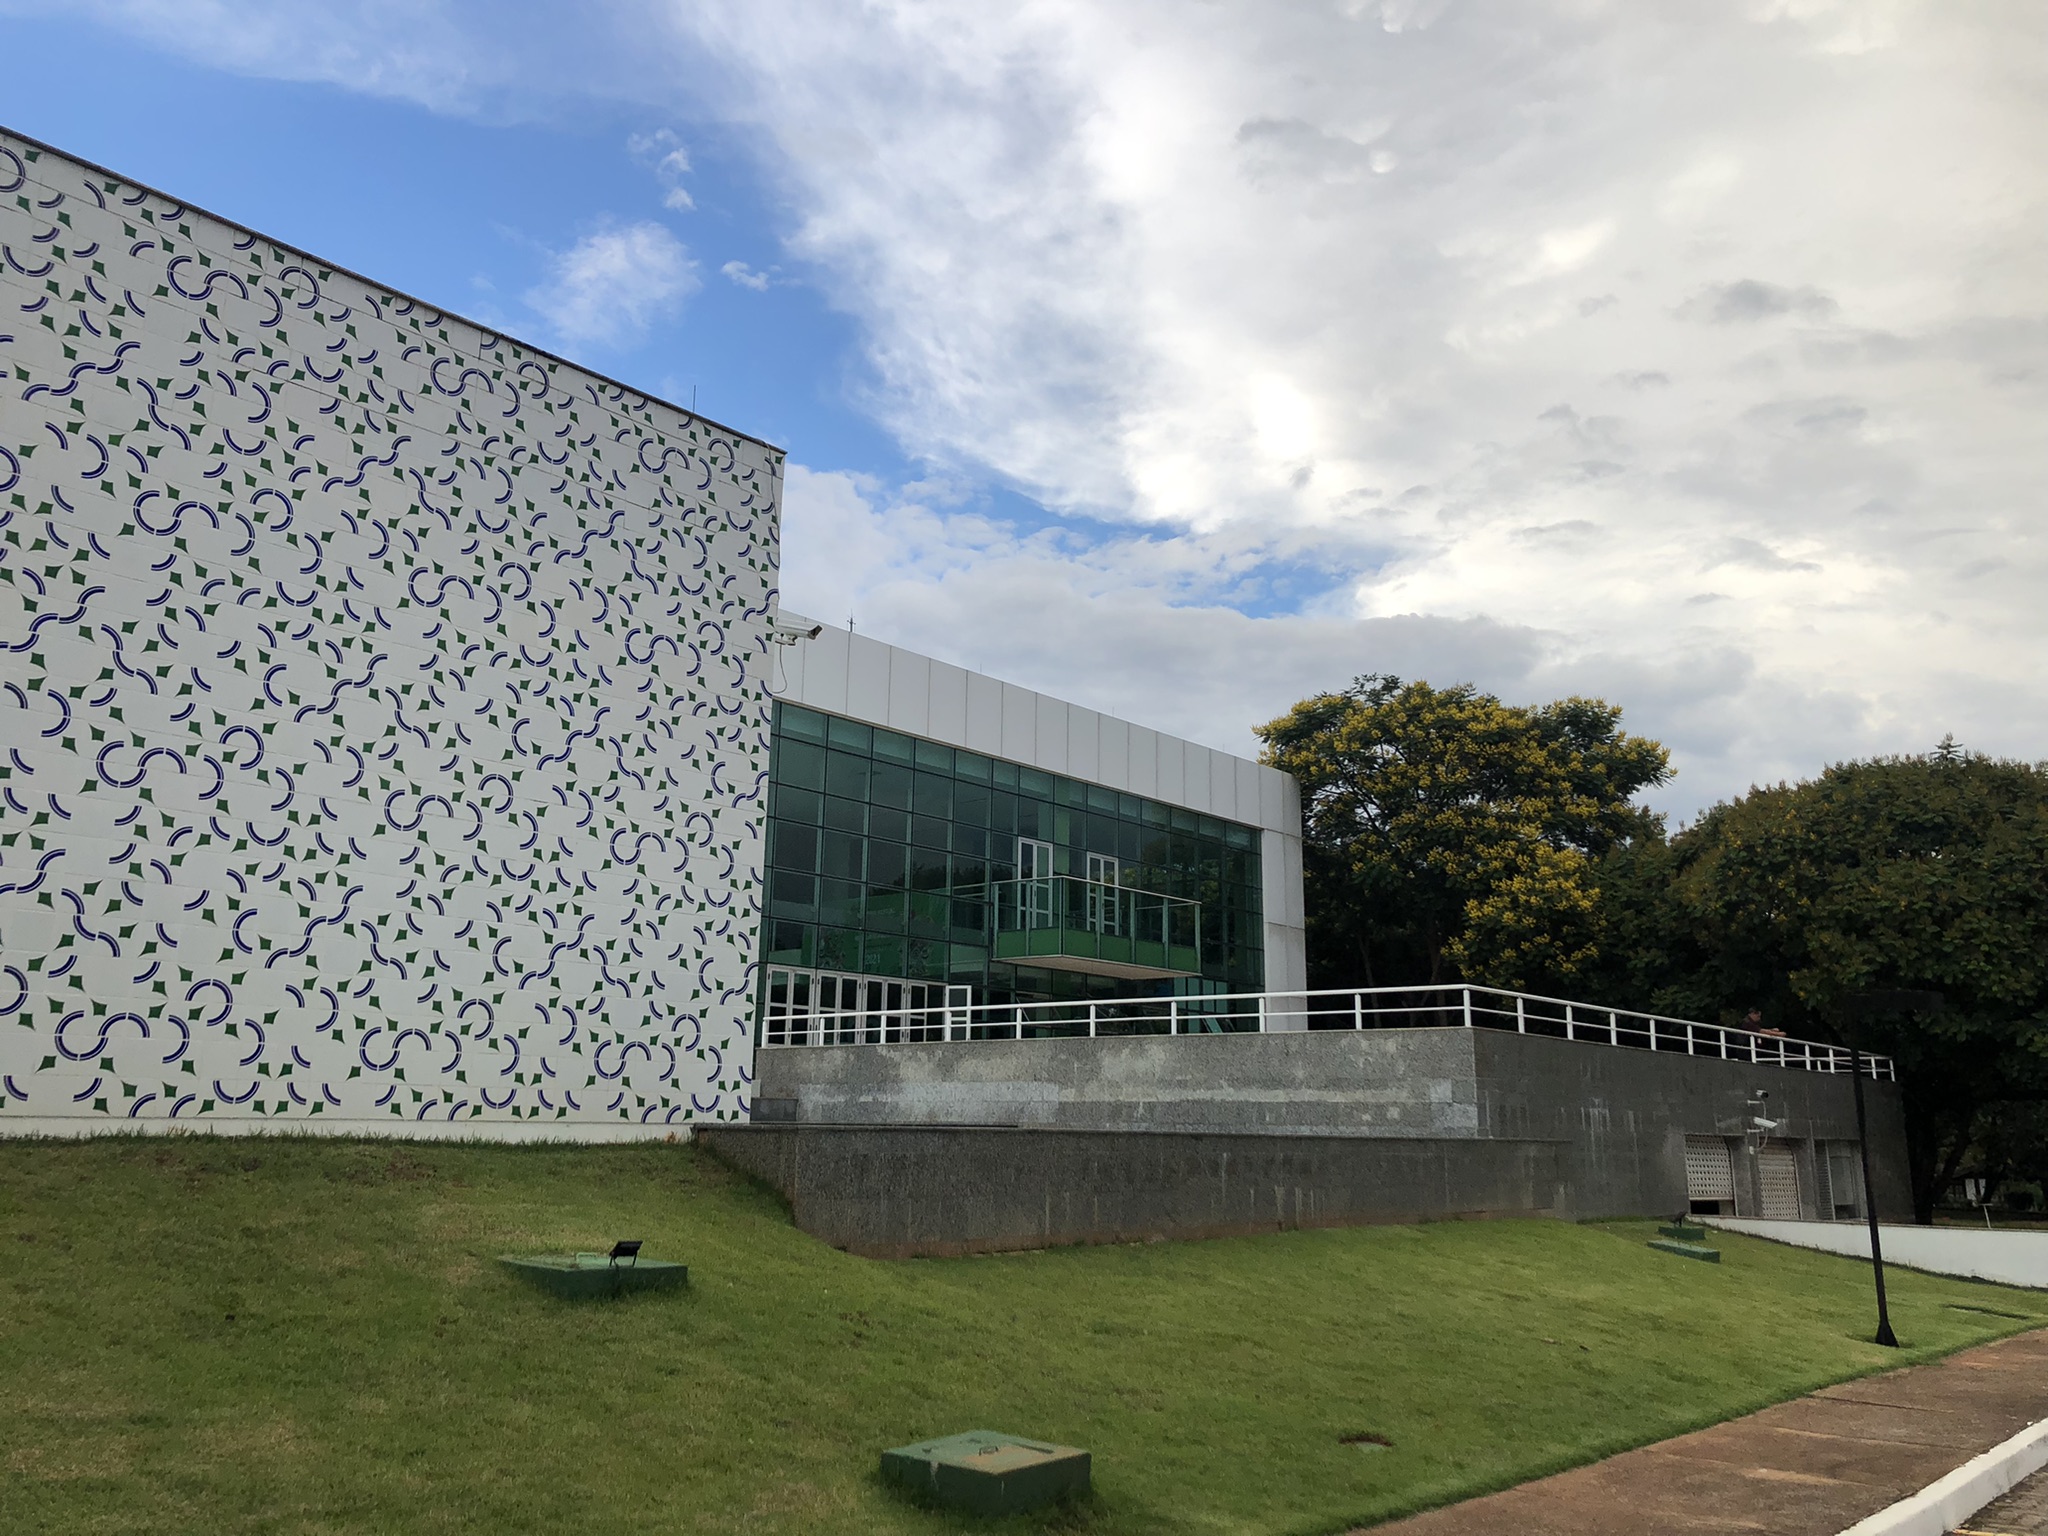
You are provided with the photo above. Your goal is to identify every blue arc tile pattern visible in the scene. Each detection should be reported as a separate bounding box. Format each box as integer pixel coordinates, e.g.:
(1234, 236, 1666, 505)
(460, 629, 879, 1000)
(0, 129, 781, 1134)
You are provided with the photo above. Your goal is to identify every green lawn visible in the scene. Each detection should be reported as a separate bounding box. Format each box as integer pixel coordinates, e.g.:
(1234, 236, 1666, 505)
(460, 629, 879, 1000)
(4, 1139, 2045, 1535)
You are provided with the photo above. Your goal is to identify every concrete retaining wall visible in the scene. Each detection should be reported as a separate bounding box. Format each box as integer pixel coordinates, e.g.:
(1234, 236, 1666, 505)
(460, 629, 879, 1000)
(698, 1124, 1563, 1258)
(753, 1025, 1914, 1224)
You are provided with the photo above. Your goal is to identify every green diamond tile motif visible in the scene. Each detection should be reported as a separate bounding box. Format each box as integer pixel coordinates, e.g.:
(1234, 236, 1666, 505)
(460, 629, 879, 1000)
(0, 129, 782, 1134)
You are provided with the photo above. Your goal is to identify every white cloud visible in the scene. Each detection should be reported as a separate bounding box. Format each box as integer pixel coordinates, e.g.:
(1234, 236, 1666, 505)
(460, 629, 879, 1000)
(628, 128, 696, 210)
(720, 259, 772, 291)
(43, 0, 2048, 813)
(523, 221, 697, 348)
(659, 0, 2048, 808)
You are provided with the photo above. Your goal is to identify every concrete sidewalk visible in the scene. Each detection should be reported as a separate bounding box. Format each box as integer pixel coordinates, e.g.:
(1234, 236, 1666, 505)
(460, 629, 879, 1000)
(1366, 1328, 2048, 1535)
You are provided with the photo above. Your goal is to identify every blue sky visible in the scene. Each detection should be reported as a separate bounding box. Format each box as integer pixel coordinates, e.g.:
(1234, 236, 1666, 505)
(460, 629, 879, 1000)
(0, 9, 893, 471)
(2, 2, 2042, 818)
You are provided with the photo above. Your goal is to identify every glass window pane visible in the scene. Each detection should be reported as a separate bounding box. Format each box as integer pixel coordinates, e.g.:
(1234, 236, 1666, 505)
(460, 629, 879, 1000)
(871, 762, 913, 810)
(771, 783, 821, 826)
(909, 846, 949, 890)
(771, 822, 818, 872)
(867, 842, 907, 888)
(912, 814, 950, 850)
(820, 829, 865, 881)
(863, 888, 906, 933)
(827, 716, 873, 752)
(765, 920, 813, 966)
(873, 728, 915, 765)
(778, 704, 827, 744)
(823, 795, 866, 834)
(907, 891, 947, 938)
(907, 938, 949, 981)
(953, 782, 991, 825)
(820, 877, 864, 927)
(913, 772, 954, 818)
(914, 738, 954, 772)
(818, 927, 860, 970)
(776, 740, 826, 792)
(950, 824, 987, 859)
(868, 805, 909, 844)
(953, 750, 991, 782)
(824, 750, 871, 801)
(1018, 766, 1053, 797)
(992, 760, 1018, 789)
(769, 869, 817, 917)
(862, 932, 904, 976)
(1085, 812, 1117, 852)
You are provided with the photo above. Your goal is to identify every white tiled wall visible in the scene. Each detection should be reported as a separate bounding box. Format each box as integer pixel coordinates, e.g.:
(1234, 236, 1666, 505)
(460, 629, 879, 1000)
(776, 613, 1309, 1007)
(0, 131, 780, 1137)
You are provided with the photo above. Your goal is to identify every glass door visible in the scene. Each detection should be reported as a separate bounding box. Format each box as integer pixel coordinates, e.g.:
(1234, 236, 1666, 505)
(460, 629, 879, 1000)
(1085, 852, 1120, 934)
(1018, 838, 1054, 929)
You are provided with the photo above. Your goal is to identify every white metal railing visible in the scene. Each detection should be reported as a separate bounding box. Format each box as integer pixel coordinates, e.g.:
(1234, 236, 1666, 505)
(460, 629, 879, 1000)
(759, 981, 1896, 1079)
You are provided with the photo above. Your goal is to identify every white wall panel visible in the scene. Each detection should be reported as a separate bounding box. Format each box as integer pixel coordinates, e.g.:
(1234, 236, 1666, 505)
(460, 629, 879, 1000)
(1156, 736, 1187, 809)
(1125, 725, 1161, 799)
(928, 658, 970, 746)
(886, 648, 932, 738)
(1067, 707, 1099, 784)
(1034, 693, 1070, 775)
(964, 672, 1004, 756)
(1000, 682, 1038, 764)
(1098, 716, 1130, 793)
(0, 130, 778, 1139)
(845, 633, 891, 726)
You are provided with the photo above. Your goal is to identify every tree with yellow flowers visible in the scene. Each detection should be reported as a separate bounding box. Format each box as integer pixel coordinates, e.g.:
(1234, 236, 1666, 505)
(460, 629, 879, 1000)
(1255, 675, 1670, 992)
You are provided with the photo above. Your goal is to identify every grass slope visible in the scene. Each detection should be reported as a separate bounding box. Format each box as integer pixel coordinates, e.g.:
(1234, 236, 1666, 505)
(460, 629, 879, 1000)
(3, 1138, 2045, 1535)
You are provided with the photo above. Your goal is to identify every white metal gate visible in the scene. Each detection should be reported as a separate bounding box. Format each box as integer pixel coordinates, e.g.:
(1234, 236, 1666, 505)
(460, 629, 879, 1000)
(1684, 1135, 1735, 1208)
(1758, 1142, 1801, 1220)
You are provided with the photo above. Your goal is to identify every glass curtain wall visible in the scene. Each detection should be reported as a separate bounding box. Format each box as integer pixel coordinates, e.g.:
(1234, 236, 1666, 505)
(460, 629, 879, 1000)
(762, 702, 1263, 1005)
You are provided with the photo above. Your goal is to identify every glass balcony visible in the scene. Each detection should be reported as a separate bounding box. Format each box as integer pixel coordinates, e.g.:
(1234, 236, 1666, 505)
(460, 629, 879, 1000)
(982, 876, 1202, 980)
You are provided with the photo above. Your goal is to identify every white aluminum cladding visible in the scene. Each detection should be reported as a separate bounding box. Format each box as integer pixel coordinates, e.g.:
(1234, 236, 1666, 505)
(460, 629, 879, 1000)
(0, 131, 782, 1136)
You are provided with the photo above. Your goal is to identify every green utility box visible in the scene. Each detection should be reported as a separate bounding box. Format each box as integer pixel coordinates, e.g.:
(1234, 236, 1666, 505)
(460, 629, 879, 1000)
(1647, 1238, 1721, 1264)
(881, 1430, 1090, 1515)
(499, 1253, 689, 1300)
(1658, 1223, 1710, 1243)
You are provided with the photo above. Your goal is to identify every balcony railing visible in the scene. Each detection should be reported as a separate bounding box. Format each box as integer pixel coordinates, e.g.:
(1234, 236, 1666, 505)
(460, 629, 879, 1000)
(760, 980, 1896, 1079)
(981, 876, 1202, 979)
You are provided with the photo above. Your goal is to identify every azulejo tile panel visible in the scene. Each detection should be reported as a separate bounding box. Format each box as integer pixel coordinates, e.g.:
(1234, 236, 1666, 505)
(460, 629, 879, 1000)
(0, 130, 780, 1134)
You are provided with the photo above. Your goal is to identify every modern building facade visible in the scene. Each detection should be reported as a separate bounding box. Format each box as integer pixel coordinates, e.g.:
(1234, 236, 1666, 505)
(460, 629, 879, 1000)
(0, 127, 1301, 1139)
(759, 614, 1304, 1043)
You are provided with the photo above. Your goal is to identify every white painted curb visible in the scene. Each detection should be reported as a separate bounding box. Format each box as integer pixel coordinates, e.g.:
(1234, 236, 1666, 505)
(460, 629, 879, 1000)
(1835, 1416, 2048, 1536)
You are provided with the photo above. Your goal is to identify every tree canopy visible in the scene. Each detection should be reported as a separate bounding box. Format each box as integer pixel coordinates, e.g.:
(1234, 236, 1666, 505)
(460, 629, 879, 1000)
(1586, 748, 2048, 1220)
(1255, 675, 1670, 991)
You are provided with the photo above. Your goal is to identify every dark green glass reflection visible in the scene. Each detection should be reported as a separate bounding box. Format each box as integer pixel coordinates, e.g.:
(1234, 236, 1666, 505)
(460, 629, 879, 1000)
(764, 701, 1265, 1004)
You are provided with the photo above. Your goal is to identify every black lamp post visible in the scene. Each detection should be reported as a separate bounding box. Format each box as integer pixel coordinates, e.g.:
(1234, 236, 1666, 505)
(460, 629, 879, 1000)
(1837, 989, 1941, 1349)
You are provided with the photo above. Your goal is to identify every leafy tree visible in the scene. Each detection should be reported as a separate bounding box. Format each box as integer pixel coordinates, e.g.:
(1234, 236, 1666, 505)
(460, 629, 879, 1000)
(1255, 676, 1670, 991)
(1590, 750, 2048, 1222)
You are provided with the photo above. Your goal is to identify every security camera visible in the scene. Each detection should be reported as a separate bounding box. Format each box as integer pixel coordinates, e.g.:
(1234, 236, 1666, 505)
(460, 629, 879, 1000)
(769, 618, 822, 644)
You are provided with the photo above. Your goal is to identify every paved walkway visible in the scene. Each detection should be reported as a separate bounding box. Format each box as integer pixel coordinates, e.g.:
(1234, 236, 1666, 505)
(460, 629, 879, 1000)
(1366, 1328, 2048, 1535)
(1958, 1465, 2048, 1536)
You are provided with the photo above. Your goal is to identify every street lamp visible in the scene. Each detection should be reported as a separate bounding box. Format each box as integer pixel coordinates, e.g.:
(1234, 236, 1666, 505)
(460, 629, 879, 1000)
(1837, 989, 1942, 1349)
